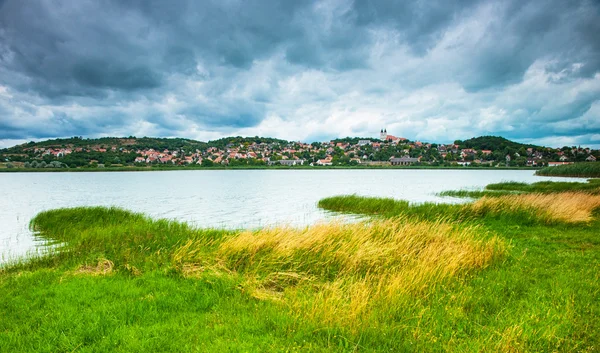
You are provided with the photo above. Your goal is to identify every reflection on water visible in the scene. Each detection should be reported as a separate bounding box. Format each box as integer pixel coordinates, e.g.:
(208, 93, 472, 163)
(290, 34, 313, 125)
(0, 169, 580, 263)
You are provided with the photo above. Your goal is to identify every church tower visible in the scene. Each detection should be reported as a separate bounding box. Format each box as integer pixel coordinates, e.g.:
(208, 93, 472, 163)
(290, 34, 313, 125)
(380, 128, 387, 141)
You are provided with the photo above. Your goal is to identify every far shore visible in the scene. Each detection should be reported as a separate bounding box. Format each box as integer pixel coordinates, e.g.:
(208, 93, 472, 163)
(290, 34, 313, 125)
(0, 165, 540, 173)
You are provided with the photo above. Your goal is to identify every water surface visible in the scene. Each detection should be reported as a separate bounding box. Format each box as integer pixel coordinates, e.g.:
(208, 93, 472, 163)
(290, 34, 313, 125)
(0, 169, 581, 263)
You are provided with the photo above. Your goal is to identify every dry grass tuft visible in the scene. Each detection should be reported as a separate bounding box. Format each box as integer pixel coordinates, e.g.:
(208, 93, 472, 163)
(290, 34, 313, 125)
(471, 192, 600, 223)
(175, 216, 506, 329)
(74, 259, 114, 276)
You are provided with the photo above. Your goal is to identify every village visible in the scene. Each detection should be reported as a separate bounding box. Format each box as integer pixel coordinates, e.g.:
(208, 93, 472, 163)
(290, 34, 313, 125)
(3, 130, 598, 169)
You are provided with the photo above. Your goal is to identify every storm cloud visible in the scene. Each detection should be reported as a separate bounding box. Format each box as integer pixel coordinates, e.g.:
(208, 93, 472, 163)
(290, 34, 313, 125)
(0, 0, 599, 148)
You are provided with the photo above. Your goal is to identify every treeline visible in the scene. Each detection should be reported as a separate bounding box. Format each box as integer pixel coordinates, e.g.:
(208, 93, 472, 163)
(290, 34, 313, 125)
(330, 137, 378, 145)
(207, 136, 289, 149)
(4, 136, 207, 154)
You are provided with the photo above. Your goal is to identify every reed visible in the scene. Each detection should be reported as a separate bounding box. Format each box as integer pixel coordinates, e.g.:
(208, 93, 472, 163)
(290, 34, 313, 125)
(317, 195, 409, 217)
(470, 192, 600, 223)
(536, 162, 600, 177)
(175, 217, 506, 329)
(439, 179, 600, 199)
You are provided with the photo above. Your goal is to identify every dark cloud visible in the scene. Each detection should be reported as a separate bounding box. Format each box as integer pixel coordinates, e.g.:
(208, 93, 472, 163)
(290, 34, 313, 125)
(352, 0, 480, 55)
(0, 0, 598, 147)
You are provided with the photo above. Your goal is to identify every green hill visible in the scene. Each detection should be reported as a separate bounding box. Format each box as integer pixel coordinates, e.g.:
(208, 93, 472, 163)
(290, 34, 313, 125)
(2, 137, 207, 153)
(207, 136, 290, 149)
(454, 136, 541, 152)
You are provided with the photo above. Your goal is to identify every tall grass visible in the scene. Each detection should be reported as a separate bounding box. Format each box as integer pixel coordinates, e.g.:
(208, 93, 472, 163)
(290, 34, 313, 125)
(3, 182, 600, 351)
(439, 179, 600, 199)
(175, 217, 506, 330)
(438, 189, 518, 198)
(24, 206, 507, 332)
(317, 195, 410, 217)
(536, 162, 600, 177)
(319, 191, 600, 225)
(471, 192, 600, 223)
(486, 180, 600, 193)
(25, 206, 233, 272)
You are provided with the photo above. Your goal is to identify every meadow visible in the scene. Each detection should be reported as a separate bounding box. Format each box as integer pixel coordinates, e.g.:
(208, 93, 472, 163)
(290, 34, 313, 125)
(1, 180, 599, 351)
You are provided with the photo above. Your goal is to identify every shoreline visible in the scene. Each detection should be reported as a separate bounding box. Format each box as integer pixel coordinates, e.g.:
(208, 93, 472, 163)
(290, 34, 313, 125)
(0, 165, 539, 173)
(2, 181, 599, 351)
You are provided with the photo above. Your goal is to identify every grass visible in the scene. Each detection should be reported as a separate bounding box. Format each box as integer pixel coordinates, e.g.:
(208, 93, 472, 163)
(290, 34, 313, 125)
(536, 162, 600, 178)
(439, 179, 600, 198)
(1, 181, 600, 351)
(470, 192, 600, 223)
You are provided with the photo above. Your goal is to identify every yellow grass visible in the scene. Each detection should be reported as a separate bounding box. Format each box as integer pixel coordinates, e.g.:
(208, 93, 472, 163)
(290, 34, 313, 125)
(471, 192, 600, 223)
(73, 258, 114, 276)
(175, 217, 506, 329)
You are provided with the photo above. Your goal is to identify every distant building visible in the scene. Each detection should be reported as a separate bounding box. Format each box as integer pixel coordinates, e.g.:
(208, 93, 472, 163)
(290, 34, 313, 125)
(380, 129, 387, 141)
(316, 158, 333, 166)
(279, 159, 304, 166)
(380, 128, 407, 143)
(390, 156, 419, 165)
(548, 162, 573, 167)
(358, 140, 371, 146)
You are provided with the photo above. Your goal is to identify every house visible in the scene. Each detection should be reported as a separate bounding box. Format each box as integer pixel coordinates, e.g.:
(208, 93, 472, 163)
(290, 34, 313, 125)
(460, 149, 476, 158)
(548, 161, 573, 167)
(316, 158, 333, 166)
(279, 159, 304, 166)
(390, 156, 419, 165)
(559, 155, 569, 162)
(586, 155, 597, 162)
(358, 140, 371, 146)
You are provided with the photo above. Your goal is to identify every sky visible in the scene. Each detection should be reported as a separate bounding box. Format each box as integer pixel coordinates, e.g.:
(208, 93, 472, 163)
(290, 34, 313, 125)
(0, 0, 599, 149)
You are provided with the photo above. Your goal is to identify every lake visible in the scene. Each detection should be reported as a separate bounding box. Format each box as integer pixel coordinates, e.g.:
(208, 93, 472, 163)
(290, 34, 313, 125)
(0, 169, 581, 263)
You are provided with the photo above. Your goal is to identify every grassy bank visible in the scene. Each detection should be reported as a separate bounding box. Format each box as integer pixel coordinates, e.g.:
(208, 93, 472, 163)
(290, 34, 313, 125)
(536, 162, 600, 178)
(2, 183, 600, 351)
(317, 190, 600, 351)
(439, 179, 600, 198)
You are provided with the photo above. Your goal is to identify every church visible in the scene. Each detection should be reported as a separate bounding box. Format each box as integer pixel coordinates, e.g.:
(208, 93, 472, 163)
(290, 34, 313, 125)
(380, 129, 407, 143)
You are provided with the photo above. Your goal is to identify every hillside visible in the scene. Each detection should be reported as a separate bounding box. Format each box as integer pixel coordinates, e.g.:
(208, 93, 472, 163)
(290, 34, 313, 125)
(2, 137, 207, 153)
(207, 136, 290, 149)
(1, 134, 597, 170)
(454, 136, 540, 152)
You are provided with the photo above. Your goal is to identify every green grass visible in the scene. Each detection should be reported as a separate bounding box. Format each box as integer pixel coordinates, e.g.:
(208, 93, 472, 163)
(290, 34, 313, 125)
(536, 162, 600, 177)
(316, 195, 411, 217)
(438, 189, 518, 198)
(2, 182, 600, 351)
(439, 179, 600, 199)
